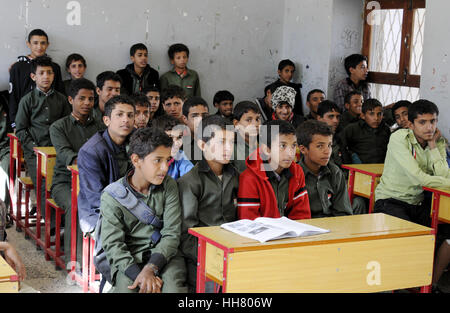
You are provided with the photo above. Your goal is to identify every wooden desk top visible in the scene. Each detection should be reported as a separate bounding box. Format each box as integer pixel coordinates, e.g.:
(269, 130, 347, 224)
(0, 255, 18, 283)
(67, 165, 79, 173)
(189, 213, 432, 253)
(7, 133, 18, 140)
(341, 163, 384, 175)
(33, 146, 56, 157)
(423, 186, 450, 197)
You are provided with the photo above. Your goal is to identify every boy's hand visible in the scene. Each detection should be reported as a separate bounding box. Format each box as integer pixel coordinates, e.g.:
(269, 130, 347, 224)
(128, 265, 163, 293)
(2, 243, 27, 281)
(427, 128, 441, 150)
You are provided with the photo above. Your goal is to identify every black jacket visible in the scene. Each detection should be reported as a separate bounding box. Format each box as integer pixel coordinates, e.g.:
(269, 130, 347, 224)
(116, 63, 159, 95)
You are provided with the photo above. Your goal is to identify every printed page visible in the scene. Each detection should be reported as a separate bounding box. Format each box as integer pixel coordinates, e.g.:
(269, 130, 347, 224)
(254, 216, 330, 237)
(221, 219, 295, 243)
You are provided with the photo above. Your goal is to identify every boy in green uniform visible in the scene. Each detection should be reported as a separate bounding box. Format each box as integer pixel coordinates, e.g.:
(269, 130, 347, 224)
(337, 90, 363, 132)
(93, 71, 122, 128)
(178, 115, 239, 292)
(63, 53, 86, 95)
(99, 127, 187, 293)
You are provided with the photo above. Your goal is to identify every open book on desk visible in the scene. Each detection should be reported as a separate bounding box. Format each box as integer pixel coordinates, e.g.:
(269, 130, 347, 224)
(221, 216, 330, 243)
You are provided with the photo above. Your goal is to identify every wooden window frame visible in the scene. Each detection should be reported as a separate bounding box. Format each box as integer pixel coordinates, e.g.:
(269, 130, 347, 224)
(362, 0, 425, 88)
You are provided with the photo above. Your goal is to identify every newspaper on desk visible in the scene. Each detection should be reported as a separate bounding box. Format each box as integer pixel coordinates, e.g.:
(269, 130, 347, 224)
(221, 216, 330, 243)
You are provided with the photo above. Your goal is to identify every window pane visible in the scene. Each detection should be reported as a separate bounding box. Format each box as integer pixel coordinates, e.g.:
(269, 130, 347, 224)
(370, 83, 420, 106)
(369, 9, 403, 74)
(409, 8, 426, 75)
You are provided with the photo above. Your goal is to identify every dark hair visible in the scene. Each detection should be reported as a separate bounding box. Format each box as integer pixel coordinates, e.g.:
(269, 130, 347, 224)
(132, 93, 150, 108)
(278, 59, 296, 71)
(130, 43, 148, 56)
(296, 120, 333, 148)
(344, 54, 368, 76)
(160, 85, 186, 104)
(392, 100, 411, 115)
(306, 89, 325, 102)
(264, 81, 284, 97)
(344, 90, 363, 105)
(213, 90, 234, 105)
(65, 53, 86, 69)
(28, 29, 48, 42)
(142, 87, 165, 121)
(104, 95, 135, 118)
(129, 127, 173, 160)
(317, 100, 341, 117)
(168, 43, 189, 59)
(260, 120, 296, 149)
(408, 99, 439, 123)
(31, 56, 53, 74)
(96, 71, 122, 90)
(233, 101, 261, 121)
(142, 85, 160, 94)
(151, 114, 180, 132)
(182, 96, 209, 117)
(197, 115, 233, 144)
(362, 98, 382, 114)
(68, 78, 96, 99)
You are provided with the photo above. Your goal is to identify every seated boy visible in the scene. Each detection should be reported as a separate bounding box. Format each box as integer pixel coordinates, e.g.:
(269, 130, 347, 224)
(297, 120, 353, 218)
(213, 90, 234, 121)
(160, 43, 201, 98)
(131, 94, 150, 129)
(99, 127, 187, 293)
(340, 98, 390, 164)
(305, 89, 326, 120)
(143, 86, 164, 124)
(116, 43, 159, 95)
(9, 29, 65, 129)
(15, 56, 71, 221)
(232, 101, 261, 173)
(391, 100, 412, 131)
(151, 115, 194, 180)
(337, 90, 363, 132)
(161, 84, 186, 123)
(237, 120, 311, 220)
(93, 71, 122, 128)
(374, 100, 450, 226)
(275, 59, 304, 116)
(254, 81, 283, 124)
(77, 95, 135, 234)
(49, 78, 102, 264)
(64, 53, 86, 95)
(333, 53, 371, 110)
(270, 85, 304, 129)
(181, 96, 209, 165)
(178, 115, 239, 292)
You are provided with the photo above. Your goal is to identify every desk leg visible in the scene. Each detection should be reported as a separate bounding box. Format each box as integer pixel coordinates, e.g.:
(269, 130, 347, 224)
(222, 251, 229, 293)
(70, 173, 77, 276)
(430, 193, 440, 236)
(196, 238, 206, 293)
(368, 176, 376, 214)
(35, 155, 42, 249)
(8, 142, 15, 221)
(348, 170, 355, 204)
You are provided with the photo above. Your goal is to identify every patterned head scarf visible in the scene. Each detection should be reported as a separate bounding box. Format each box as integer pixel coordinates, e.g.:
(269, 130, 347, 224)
(271, 86, 296, 110)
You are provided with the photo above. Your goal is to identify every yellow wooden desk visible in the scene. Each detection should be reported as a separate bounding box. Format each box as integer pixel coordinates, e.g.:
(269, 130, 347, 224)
(7, 132, 24, 228)
(341, 164, 384, 214)
(188, 213, 434, 293)
(0, 255, 19, 293)
(423, 186, 450, 234)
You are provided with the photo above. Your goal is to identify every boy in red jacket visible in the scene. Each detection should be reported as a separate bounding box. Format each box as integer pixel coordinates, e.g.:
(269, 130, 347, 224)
(237, 120, 311, 220)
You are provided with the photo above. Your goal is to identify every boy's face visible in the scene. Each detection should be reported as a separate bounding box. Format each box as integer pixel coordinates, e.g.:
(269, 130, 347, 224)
(394, 106, 409, 129)
(349, 60, 369, 82)
(171, 51, 188, 70)
(274, 103, 292, 121)
(163, 96, 184, 121)
(199, 129, 235, 165)
(278, 65, 295, 83)
(134, 105, 150, 129)
(146, 91, 160, 113)
(410, 113, 438, 144)
(27, 35, 49, 58)
(165, 128, 184, 157)
(97, 80, 121, 110)
(345, 94, 363, 117)
(131, 49, 148, 69)
(133, 145, 172, 186)
(300, 134, 333, 168)
(69, 88, 95, 118)
(103, 103, 135, 140)
(67, 60, 86, 79)
(215, 100, 233, 117)
(183, 105, 209, 135)
(263, 134, 297, 173)
(362, 106, 383, 129)
(307, 92, 325, 114)
(31, 65, 54, 92)
(234, 110, 261, 138)
(318, 110, 341, 133)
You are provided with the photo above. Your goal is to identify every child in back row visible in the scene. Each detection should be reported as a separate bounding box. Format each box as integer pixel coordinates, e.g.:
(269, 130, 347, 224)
(270, 85, 304, 129)
(275, 59, 304, 116)
(213, 90, 234, 122)
(337, 90, 363, 132)
(132, 94, 151, 129)
(64, 53, 87, 95)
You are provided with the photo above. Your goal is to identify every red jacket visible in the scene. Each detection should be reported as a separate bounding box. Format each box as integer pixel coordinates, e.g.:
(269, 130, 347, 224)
(237, 148, 311, 220)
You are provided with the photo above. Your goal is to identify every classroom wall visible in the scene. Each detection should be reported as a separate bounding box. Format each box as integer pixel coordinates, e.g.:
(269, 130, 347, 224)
(419, 0, 450, 139)
(0, 0, 285, 109)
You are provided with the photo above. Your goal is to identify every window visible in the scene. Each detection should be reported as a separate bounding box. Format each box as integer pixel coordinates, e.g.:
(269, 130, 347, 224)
(362, 0, 426, 105)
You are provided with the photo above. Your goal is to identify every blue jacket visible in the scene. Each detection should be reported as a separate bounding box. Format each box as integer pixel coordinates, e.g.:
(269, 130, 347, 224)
(77, 130, 129, 233)
(167, 150, 194, 180)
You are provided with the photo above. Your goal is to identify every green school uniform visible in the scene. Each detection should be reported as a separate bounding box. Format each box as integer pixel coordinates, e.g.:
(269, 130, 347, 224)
(160, 68, 201, 98)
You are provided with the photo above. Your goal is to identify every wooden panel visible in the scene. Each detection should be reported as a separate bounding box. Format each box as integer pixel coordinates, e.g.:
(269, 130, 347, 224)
(205, 243, 224, 283)
(436, 195, 450, 223)
(44, 157, 56, 191)
(353, 172, 375, 197)
(0, 256, 19, 293)
(225, 235, 434, 293)
(342, 163, 384, 174)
